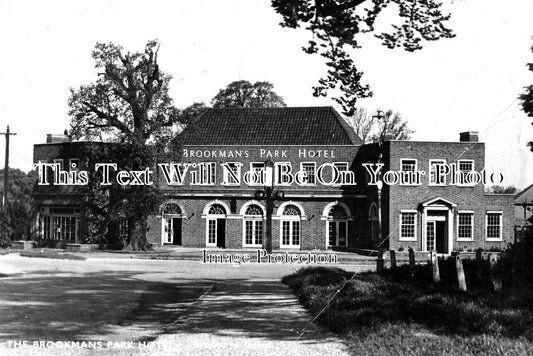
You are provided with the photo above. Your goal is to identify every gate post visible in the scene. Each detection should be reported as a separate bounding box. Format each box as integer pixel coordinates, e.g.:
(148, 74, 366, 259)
(453, 252, 467, 291)
(430, 249, 440, 283)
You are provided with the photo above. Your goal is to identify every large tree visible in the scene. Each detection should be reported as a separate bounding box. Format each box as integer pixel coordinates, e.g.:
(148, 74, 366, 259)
(271, 0, 455, 109)
(211, 80, 286, 108)
(68, 40, 189, 250)
(345, 108, 414, 143)
(520, 41, 533, 151)
(0, 168, 37, 245)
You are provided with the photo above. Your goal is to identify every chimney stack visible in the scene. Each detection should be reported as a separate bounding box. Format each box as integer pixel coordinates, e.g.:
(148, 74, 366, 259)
(46, 133, 71, 144)
(459, 131, 479, 142)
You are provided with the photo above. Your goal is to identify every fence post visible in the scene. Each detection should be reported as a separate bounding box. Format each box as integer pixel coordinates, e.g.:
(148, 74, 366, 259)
(488, 253, 502, 292)
(430, 249, 440, 283)
(453, 252, 467, 291)
(408, 247, 416, 277)
(389, 250, 397, 268)
(377, 248, 386, 273)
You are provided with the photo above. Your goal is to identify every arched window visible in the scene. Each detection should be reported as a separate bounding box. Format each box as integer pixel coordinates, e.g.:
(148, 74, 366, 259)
(280, 205, 301, 248)
(161, 202, 182, 246)
(243, 204, 263, 247)
(206, 203, 227, 247)
(208, 204, 226, 215)
(326, 204, 349, 247)
(162, 203, 182, 216)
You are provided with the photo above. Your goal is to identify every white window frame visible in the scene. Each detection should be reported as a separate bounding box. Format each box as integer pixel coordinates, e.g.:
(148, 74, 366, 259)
(205, 203, 227, 247)
(160, 202, 183, 245)
(457, 159, 475, 187)
(324, 203, 350, 248)
(275, 162, 293, 186)
(429, 159, 447, 186)
(242, 202, 265, 247)
(399, 158, 419, 186)
(279, 205, 302, 248)
(221, 162, 242, 186)
(248, 162, 265, 186)
(485, 211, 503, 241)
(332, 162, 348, 186)
(399, 210, 417, 241)
(456, 210, 474, 241)
(300, 162, 316, 185)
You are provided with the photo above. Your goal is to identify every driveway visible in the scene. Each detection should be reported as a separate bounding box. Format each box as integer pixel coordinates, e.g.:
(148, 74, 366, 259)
(0, 254, 373, 355)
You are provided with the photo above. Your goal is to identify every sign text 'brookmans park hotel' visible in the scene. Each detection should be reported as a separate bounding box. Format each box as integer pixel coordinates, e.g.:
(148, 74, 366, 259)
(32, 107, 514, 253)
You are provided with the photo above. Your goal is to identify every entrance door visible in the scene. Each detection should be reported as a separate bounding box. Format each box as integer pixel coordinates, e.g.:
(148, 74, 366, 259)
(172, 218, 182, 246)
(435, 221, 446, 253)
(216, 219, 226, 248)
(425, 218, 447, 253)
(328, 221, 347, 247)
(163, 218, 182, 245)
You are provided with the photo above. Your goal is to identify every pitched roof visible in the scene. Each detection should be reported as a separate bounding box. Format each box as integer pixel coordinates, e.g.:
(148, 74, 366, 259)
(179, 107, 362, 146)
(516, 183, 533, 201)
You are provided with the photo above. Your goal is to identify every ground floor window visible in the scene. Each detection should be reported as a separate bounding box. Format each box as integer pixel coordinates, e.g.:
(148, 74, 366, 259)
(486, 212, 502, 240)
(457, 212, 474, 240)
(280, 205, 301, 248)
(400, 211, 417, 240)
(39, 207, 80, 241)
(243, 204, 263, 247)
(161, 202, 182, 245)
(326, 204, 349, 247)
(206, 203, 227, 247)
(328, 220, 347, 247)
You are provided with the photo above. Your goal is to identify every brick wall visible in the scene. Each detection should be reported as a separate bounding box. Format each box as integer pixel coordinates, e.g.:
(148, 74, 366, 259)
(384, 141, 514, 252)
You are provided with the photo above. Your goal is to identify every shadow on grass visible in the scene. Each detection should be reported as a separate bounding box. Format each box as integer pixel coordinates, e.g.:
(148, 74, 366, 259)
(282, 265, 533, 341)
(0, 270, 212, 341)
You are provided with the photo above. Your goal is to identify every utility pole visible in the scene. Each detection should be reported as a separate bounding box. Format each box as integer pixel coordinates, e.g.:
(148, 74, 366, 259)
(0, 125, 17, 207)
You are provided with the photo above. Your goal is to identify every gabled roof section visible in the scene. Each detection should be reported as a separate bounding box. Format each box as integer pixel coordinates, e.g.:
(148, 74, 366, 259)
(179, 107, 362, 146)
(516, 183, 533, 202)
(421, 196, 457, 208)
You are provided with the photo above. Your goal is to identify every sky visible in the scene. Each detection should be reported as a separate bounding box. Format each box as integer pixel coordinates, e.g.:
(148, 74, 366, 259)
(0, 0, 532, 188)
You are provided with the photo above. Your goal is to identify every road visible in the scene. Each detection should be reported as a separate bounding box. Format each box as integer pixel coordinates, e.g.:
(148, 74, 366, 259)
(0, 253, 374, 355)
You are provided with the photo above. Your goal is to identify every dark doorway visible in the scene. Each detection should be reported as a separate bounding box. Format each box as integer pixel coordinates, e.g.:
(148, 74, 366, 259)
(435, 220, 447, 253)
(216, 219, 226, 248)
(172, 218, 182, 246)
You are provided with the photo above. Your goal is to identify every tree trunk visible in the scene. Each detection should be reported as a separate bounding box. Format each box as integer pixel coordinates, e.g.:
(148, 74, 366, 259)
(123, 215, 149, 251)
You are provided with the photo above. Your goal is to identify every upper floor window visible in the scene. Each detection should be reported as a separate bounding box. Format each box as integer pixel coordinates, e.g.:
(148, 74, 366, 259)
(69, 158, 80, 172)
(249, 162, 265, 185)
(457, 160, 475, 186)
(400, 159, 418, 186)
(429, 159, 446, 186)
(222, 162, 241, 185)
(333, 162, 348, 185)
(300, 162, 316, 185)
(53, 159, 64, 171)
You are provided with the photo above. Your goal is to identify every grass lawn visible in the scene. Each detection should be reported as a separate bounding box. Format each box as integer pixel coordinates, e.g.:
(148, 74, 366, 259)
(283, 265, 533, 355)
(18, 249, 86, 260)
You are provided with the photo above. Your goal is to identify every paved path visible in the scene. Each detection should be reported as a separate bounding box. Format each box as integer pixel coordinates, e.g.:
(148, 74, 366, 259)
(136, 280, 350, 356)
